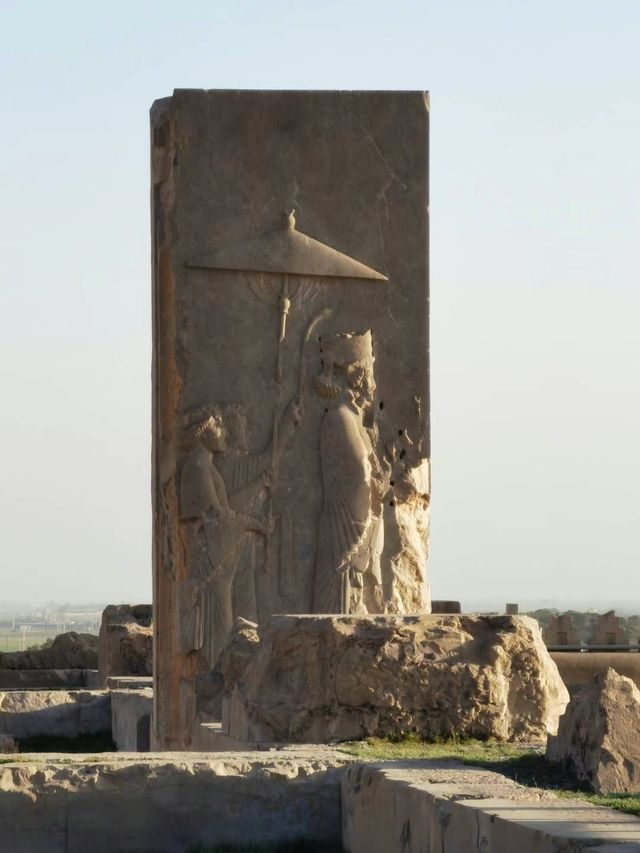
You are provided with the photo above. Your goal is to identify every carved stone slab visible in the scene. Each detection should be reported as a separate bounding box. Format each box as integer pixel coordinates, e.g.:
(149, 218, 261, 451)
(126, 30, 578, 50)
(151, 89, 431, 749)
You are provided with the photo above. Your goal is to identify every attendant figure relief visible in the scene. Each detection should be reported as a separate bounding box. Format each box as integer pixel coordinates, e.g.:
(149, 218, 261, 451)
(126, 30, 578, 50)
(178, 399, 301, 667)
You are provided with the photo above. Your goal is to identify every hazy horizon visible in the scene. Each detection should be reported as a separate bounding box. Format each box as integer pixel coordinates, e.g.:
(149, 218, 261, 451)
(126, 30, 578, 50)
(1, 1, 639, 606)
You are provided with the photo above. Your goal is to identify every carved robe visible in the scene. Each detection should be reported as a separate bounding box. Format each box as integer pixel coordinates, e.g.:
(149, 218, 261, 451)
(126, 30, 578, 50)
(217, 449, 269, 623)
(179, 444, 247, 667)
(313, 401, 384, 613)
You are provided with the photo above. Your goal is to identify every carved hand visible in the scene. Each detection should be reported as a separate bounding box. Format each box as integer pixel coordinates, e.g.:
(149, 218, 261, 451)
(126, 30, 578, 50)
(285, 397, 304, 426)
(262, 467, 275, 490)
(259, 514, 276, 536)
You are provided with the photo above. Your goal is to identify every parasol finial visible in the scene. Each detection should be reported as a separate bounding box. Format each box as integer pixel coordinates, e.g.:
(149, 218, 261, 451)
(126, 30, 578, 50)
(284, 209, 296, 231)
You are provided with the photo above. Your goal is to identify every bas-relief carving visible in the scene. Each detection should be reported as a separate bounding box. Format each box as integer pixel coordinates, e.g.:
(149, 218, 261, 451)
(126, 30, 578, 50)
(177, 211, 429, 664)
(152, 92, 430, 751)
(313, 330, 385, 614)
(312, 330, 430, 615)
(178, 399, 301, 668)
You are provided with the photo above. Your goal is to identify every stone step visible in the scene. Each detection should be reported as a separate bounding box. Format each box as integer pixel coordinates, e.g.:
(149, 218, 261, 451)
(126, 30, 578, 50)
(343, 760, 640, 852)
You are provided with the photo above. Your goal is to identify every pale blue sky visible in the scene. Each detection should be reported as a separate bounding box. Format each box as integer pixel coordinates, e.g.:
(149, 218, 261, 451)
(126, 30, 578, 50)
(1, 1, 639, 608)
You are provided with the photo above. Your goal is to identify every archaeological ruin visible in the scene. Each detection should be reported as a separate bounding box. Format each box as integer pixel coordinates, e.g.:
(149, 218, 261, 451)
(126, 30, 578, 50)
(3, 88, 640, 853)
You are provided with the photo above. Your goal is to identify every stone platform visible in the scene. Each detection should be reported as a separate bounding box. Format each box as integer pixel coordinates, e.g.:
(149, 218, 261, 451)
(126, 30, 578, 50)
(0, 749, 347, 853)
(2, 751, 640, 852)
(343, 761, 640, 852)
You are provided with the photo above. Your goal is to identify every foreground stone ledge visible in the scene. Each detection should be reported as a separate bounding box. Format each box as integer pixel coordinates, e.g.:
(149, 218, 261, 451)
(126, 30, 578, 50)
(3, 751, 640, 852)
(0, 749, 348, 853)
(342, 761, 640, 852)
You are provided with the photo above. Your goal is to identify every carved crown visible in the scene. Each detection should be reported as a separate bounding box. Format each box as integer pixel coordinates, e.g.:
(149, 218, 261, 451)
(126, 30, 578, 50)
(320, 330, 373, 366)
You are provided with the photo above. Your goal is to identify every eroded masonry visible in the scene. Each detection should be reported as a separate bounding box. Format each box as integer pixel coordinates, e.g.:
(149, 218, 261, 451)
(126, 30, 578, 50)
(152, 90, 430, 748)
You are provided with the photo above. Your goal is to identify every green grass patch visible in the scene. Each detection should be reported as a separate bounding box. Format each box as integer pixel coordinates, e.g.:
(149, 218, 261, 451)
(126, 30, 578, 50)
(340, 734, 528, 764)
(555, 789, 640, 816)
(339, 735, 640, 817)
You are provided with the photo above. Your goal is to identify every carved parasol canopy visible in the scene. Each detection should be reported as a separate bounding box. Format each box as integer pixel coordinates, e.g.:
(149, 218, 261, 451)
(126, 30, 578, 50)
(187, 210, 389, 574)
(188, 210, 387, 282)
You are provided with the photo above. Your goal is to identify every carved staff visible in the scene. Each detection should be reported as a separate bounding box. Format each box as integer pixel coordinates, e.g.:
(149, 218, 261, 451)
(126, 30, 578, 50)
(278, 307, 332, 594)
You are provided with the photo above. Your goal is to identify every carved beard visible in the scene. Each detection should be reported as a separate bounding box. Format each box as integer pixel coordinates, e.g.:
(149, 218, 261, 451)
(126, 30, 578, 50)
(350, 370, 375, 410)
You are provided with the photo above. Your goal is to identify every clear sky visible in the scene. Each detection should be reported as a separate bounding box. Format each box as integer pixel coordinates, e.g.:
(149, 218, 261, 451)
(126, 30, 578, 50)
(1, 1, 639, 610)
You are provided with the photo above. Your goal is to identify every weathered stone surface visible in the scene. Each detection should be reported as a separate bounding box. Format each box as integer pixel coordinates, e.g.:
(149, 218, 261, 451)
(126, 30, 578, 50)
(3, 750, 637, 853)
(0, 690, 111, 740)
(0, 750, 347, 853)
(225, 614, 569, 744)
(0, 669, 97, 690)
(0, 733, 17, 753)
(0, 632, 97, 671)
(105, 675, 153, 690)
(152, 89, 431, 748)
(547, 668, 640, 793)
(551, 651, 640, 693)
(111, 689, 152, 751)
(430, 599, 462, 613)
(196, 617, 260, 722)
(98, 604, 152, 686)
(343, 760, 640, 853)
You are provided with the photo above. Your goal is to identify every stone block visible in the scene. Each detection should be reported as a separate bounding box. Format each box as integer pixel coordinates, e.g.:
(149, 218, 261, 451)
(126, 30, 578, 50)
(151, 89, 431, 749)
(547, 667, 640, 793)
(106, 675, 153, 690)
(225, 613, 569, 743)
(0, 690, 111, 740)
(430, 599, 461, 613)
(0, 751, 347, 853)
(111, 689, 153, 751)
(98, 604, 152, 686)
(196, 617, 260, 724)
(342, 761, 640, 853)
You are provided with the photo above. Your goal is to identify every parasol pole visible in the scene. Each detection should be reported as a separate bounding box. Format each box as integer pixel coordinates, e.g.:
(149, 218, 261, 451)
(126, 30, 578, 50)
(271, 273, 290, 466)
(264, 273, 290, 572)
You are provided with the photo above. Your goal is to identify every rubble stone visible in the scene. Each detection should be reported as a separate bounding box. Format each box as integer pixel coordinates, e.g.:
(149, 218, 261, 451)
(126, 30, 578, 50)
(547, 667, 640, 793)
(0, 632, 97, 671)
(225, 613, 569, 743)
(98, 604, 152, 686)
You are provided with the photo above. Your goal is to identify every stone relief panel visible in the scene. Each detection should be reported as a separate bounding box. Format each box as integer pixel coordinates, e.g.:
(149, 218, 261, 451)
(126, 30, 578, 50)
(151, 90, 430, 748)
(174, 211, 432, 663)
